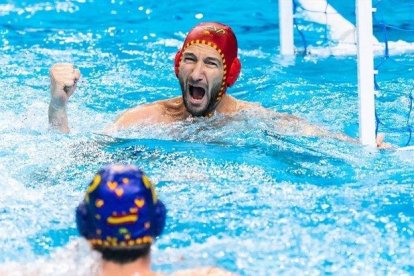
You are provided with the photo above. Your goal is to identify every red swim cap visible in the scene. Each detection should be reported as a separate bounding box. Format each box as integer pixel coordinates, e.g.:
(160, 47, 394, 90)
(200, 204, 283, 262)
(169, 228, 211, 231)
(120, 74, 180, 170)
(174, 22, 241, 96)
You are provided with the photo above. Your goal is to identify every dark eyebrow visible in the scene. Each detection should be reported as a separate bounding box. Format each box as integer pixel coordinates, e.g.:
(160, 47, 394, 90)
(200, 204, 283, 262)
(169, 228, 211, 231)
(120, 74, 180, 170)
(204, 57, 221, 65)
(183, 52, 197, 59)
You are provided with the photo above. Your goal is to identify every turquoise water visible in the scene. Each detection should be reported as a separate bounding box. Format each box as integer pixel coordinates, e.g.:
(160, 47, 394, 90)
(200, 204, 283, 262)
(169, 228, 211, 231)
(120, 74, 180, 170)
(0, 0, 414, 275)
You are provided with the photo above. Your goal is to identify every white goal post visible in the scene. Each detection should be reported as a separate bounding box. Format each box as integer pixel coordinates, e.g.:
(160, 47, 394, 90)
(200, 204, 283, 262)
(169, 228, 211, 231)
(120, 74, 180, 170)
(278, 0, 377, 146)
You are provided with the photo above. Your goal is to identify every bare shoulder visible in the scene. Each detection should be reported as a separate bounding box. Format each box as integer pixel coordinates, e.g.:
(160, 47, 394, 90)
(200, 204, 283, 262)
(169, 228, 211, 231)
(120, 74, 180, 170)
(160, 96, 184, 109)
(110, 97, 187, 130)
(157, 96, 187, 119)
(112, 101, 165, 129)
(229, 96, 267, 113)
(171, 267, 236, 276)
(219, 95, 261, 113)
(236, 99, 261, 111)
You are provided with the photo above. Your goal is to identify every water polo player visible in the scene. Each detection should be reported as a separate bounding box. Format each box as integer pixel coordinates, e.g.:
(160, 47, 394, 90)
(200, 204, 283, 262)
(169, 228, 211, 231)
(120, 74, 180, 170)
(48, 22, 389, 147)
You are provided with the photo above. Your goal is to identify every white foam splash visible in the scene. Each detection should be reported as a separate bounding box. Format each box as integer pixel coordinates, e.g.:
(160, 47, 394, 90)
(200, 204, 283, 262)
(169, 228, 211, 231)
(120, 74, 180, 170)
(153, 38, 183, 48)
(0, 4, 14, 16)
(0, 239, 100, 276)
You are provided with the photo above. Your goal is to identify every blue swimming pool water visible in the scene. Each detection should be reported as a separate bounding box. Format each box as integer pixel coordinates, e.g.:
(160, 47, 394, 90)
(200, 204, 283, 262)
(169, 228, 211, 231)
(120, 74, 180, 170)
(0, 0, 414, 275)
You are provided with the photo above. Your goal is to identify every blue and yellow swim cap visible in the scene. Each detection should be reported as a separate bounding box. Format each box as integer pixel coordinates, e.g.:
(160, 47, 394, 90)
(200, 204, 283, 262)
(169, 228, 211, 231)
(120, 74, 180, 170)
(76, 164, 166, 248)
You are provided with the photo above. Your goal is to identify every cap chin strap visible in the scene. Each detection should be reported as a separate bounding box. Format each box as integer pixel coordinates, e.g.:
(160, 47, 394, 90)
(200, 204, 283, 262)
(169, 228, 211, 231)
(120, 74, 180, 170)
(204, 97, 223, 118)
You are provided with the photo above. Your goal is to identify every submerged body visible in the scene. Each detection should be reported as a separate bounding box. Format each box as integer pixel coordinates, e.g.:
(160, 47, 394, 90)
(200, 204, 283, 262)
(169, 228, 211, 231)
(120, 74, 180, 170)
(113, 94, 252, 128)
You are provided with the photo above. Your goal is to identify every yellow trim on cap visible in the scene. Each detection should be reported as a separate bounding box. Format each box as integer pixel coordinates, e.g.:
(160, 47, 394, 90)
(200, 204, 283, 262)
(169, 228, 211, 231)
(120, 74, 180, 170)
(89, 235, 153, 248)
(107, 214, 138, 224)
(87, 174, 101, 194)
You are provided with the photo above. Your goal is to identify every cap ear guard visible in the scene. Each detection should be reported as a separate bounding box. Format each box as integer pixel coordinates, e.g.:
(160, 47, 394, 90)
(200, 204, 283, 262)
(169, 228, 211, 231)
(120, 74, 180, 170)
(174, 50, 182, 77)
(151, 200, 166, 238)
(225, 57, 241, 87)
(76, 202, 93, 239)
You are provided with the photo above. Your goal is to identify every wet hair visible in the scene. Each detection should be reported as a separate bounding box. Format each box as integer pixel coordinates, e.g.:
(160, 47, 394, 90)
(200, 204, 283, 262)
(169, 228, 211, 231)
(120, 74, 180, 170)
(96, 244, 151, 264)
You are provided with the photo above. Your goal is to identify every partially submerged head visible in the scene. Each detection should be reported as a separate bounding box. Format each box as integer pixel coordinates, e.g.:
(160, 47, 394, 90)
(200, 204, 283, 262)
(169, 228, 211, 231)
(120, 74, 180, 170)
(76, 164, 166, 264)
(174, 22, 241, 116)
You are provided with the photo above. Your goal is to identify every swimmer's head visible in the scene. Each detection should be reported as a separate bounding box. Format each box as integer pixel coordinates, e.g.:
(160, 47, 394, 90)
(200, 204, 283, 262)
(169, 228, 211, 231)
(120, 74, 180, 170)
(174, 22, 241, 116)
(76, 164, 166, 250)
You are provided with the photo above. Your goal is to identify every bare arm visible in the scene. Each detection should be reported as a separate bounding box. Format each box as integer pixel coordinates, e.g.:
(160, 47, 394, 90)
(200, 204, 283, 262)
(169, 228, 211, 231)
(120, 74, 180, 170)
(244, 103, 393, 147)
(47, 63, 168, 134)
(48, 63, 81, 133)
(239, 101, 356, 142)
(275, 112, 357, 143)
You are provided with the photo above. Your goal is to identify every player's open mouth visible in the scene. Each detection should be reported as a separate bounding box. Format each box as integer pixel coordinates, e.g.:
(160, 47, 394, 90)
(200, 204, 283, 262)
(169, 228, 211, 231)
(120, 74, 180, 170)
(189, 85, 206, 103)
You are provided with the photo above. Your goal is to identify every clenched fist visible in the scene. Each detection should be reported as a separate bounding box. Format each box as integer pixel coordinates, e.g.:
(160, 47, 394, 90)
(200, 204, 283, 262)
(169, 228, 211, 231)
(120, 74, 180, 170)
(49, 63, 81, 107)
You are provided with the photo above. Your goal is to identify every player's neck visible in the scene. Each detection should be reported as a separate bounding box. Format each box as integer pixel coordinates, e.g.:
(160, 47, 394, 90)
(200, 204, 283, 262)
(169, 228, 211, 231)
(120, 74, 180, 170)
(216, 94, 237, 114)
(101, 255, 156, 276)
